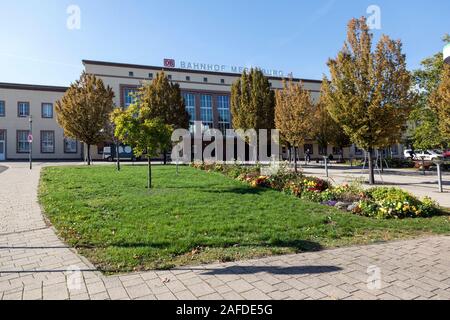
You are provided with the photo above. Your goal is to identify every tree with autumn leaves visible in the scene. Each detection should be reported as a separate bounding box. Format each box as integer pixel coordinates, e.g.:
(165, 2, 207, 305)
(408, 35, 450, 151)
(55, 72, 115, 165)
(429, 64, 450, 142)
(313, 80, 350, 160)
(323, 17, 415, 184)
(275, 80, 315, 172)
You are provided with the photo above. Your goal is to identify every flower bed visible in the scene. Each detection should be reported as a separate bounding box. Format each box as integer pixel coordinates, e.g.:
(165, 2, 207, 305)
(190, 163, 441, 219)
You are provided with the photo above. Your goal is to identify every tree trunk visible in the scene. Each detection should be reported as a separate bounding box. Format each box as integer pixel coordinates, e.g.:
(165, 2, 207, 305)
(87, 144, 91, 166)
(147, 157, 152, 190)
(163, 150, 167, 165)
(294, 146, 298, 173)
(288, 146, 292, 164)
(368, 149, 375, 185)
(116, 143, 121, 172)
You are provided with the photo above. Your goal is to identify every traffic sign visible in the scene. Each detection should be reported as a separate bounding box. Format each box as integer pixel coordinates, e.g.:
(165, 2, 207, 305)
(28, 134, 33, 143)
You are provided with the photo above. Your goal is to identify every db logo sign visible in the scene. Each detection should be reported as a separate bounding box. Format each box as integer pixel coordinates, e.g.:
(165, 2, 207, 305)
(164, 59, 176, 68)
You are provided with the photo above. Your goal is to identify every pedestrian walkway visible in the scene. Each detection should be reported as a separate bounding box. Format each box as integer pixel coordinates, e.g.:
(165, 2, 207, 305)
(1, 162, 449, 300)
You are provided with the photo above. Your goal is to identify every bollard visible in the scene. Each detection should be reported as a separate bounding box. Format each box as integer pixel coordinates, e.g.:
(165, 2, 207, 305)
(434, 159, 444, 193)
(323, 156, 329, 178)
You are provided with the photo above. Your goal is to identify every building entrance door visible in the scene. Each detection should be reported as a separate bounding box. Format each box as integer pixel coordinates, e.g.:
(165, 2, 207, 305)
(0, 130, 5, 161)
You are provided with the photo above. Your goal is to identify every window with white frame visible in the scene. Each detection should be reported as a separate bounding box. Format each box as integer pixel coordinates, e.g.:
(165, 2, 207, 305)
(18, 102, 30, 117)
(41, 103, 53, 118)
(17, 130, 30, 153)
(200, 95, 213, 130)
(64, 138, 77, 153)
(41, 131, 55, 153)
(217, 95, 231, 133)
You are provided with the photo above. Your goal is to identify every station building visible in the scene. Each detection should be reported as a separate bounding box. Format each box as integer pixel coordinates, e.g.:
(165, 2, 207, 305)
(0, 59, 405, 162)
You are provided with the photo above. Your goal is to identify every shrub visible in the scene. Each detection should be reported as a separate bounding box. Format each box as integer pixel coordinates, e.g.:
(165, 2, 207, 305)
(355, 188, 440, 219)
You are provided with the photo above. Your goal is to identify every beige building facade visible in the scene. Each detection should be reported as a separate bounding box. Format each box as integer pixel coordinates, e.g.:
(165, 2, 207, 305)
(0, 83, 81, 161)
(0, 59, 406, 162)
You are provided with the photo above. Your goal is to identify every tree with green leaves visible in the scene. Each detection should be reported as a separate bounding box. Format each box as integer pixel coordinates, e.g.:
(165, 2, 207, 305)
(314, 80, 350, 160)
(409, 34, 450, 150)
(275, 80, 315, 172)
(410, 109, 445, 150)
(55, 72, 115, 165)
(323, 17, 415, 184)
(429, 64, 450, 143)
(137, 72, 189, 164)
(112, 104, 172, 190)
(231, 69, 275, 130)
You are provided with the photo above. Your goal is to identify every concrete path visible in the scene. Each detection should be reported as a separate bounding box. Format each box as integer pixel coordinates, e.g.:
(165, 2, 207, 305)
(1, 162, 450, 300)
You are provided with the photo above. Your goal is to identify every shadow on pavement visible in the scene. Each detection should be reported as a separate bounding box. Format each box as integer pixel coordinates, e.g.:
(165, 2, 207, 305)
(201, 265, 342, 276)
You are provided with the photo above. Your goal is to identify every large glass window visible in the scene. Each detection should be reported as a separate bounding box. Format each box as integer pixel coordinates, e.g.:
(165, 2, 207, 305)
(217, 95, 231, 133)
(17, 130, 30, 153)
(41, 103, 53, 118)
(123, 88, 137, 108)
(0, 101, 5, 117)
(64, 138, 77, 153)
(41, 131, 55, 153)
(200, 95, 213, 130)
(183, 93, 196, 133)
(18, 102, 30, 117)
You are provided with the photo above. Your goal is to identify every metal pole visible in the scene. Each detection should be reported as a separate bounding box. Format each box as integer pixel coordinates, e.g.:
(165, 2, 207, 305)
(421, 157, 426, 176)
(437, 163, 443, 193)
(323, 156, 329, 178)
(29, 116, 32, 170)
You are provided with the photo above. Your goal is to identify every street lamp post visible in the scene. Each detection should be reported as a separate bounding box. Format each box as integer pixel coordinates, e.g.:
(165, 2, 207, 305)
(29, 116, 33, 170)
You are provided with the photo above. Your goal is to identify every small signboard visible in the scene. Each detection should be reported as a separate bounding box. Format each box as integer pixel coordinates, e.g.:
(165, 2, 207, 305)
(164, 59, 176, 68)
(28, 134, 33, 143)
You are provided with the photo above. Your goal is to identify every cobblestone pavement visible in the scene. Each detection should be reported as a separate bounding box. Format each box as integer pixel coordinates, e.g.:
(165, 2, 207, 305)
(1, 162, 450, 300)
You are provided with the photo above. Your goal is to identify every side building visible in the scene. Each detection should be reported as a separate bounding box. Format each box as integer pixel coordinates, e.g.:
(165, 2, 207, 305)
(0, 83, 81, 161)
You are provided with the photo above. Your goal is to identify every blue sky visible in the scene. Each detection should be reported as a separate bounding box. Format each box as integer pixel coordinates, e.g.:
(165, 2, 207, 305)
(0, 0, 448, 86)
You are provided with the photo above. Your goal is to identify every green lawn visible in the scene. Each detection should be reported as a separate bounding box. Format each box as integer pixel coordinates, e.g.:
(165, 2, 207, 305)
(39, 165, 450, 273)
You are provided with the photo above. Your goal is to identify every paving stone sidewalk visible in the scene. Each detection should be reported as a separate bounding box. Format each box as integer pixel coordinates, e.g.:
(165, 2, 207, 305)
(1, 162, 450, 300)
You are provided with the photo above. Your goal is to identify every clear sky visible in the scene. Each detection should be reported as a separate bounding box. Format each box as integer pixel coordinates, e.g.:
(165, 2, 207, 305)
(0, 0, 448, 86)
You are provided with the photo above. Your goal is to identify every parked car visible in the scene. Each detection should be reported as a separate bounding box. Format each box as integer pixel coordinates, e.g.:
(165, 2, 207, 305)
(404, 149, 443, 161)
(103, 145, 137, 161)
(443, 150, 450, 159)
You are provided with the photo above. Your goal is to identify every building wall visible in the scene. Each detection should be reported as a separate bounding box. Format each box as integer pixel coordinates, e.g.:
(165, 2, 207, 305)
(0, 85, 82, 160)
(0, 60, 406, 162)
